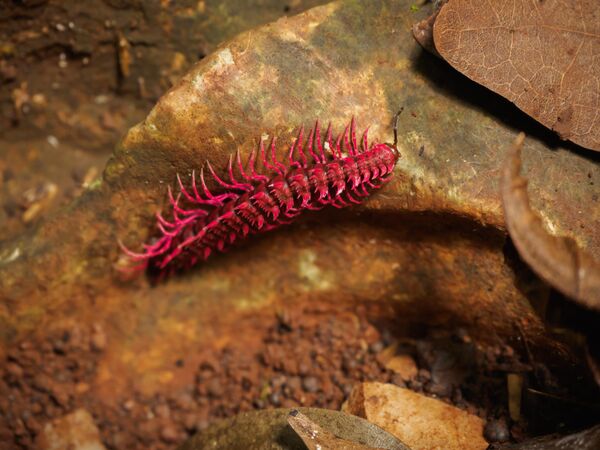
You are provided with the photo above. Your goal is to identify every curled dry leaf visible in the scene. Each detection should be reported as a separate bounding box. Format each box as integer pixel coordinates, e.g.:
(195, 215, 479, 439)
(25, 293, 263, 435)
(501, 133, 600, 308)
(433, 0, 600, 152)
(411, 0, 448, 55)
(178, 408, 409, 449)
(490, 423, 600, 449)
(287, 410, 388, 450)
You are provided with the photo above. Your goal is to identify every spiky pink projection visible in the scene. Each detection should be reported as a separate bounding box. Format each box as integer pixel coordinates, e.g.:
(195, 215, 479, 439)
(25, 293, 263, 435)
(121, 115, 402, 274)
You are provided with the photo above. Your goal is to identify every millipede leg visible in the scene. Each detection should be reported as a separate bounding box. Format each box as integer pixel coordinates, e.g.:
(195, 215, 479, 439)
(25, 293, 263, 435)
(361, 128, 370, 153)
(269, 137, 287, 174)
(227, 155, 253, 191)
(350, 117, 358, 155)
(307, 125, 320, 164)
(314, 120, 326, 163)
(343, 124, 353, 156)
(248, 150, 269, 183)
(296, 126, 308, 168)
(334, 132, 343, 159)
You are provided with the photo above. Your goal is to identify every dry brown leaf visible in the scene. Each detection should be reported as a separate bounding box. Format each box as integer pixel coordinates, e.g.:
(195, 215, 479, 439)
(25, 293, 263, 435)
(287, 410, 388, 450)
(433, 0, 600, 152)
(491, 424, 600, 449)
(501, 133, 600, 308)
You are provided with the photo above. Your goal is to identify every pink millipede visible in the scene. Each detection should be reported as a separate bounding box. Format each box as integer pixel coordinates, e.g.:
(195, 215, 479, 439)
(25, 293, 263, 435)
(121, 111, 403, 274)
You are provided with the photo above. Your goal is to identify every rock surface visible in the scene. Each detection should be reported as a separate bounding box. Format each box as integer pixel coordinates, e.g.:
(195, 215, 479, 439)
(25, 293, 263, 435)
(342, 382, 488, 450)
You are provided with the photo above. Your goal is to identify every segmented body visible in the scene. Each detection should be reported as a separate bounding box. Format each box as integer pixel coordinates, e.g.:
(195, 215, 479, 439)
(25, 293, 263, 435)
(122, 118, 400, 272)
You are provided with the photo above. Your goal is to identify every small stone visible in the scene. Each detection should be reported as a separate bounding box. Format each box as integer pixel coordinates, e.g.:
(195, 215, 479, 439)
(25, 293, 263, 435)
(385, 354, 418, 381)
(12, 418, 26, 436)
(390, 373, 407, 388)
(417, 368, 431, 381)
(302, 376, 320, 393)
(31, 403, 43, 414)
(269, 392, 282, 406)
(122, 399, 135, 411)
(5, 362, 23, 378)
(173, 391, 195, 410)
(160, 423, 179, 443)
(154, 403, 170, 419)
(286, 376, 301, 392)
(35, 409, 106, 450)
(270, 374, 286, 389)
(427, 380, 452, 397)
(342, 355, 358, 373)
(182, 413, 199, 431)
(24, 415, 41, 434)
(206, 378, 224, 398)
(369, 341, 384, 354)
(90, 325, 107, 351)
(484, 418, 510, 442)
(51, 391, 70, 408)
(75, 382, 90, 394)
(32, 374, 53, 392)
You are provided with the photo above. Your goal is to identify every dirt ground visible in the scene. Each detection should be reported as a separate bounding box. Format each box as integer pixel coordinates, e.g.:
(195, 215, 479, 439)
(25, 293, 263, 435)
(1, 303, 521, 449)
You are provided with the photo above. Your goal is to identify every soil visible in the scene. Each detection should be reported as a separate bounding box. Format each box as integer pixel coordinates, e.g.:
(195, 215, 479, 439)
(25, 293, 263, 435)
(0, 303, 523, 450)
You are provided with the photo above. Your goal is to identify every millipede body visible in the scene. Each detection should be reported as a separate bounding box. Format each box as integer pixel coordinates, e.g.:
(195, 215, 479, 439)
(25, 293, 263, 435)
(122, 116, 401, 273)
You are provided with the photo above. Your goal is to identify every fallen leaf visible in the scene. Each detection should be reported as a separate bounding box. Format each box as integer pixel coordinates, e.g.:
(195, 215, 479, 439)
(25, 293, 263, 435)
(342, 382, 488, 450)
(433, 0, 600, 152)
(178, 407, 410, 449)
(501, 133, 600, 308)
(287, 410, 389, 450)
(490, 423, 600, 449)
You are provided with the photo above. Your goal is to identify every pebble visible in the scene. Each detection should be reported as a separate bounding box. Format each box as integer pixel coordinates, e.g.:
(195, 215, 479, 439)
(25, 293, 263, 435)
(159, 423, 179, 443)
(369, 341, 384, 354)
(484, 418, 511, 442)
(122, 399, 135, 411)
(269, 392, 281, 406)
(154, 403, 170, 419)
(302, 376, 320, 393)
(5, 362, 23, 378)
(90, 325, 107, 351)
(173, 391, 195, 410)
(50, 387, 71, 407)
(206, 378, 224, 398)
(286, 376, 301, 392)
